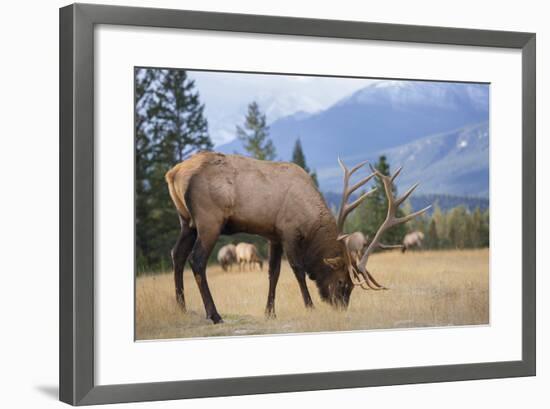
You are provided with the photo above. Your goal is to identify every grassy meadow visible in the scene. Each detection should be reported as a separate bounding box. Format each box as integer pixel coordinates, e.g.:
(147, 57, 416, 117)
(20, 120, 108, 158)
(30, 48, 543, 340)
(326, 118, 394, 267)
(135, 249, 489, 340)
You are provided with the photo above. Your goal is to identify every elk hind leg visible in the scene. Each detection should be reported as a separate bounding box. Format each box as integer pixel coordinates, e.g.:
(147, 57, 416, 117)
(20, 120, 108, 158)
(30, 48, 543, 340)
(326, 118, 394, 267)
(171, 216, 196, 311)
(189, 221, 223, 324)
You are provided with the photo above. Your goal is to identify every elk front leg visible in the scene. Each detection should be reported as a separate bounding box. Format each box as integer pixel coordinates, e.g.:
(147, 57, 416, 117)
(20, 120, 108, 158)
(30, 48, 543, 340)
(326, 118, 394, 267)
(284, 240, 314, 309)
(265, 241, 283, 319)
(189, 226, 223, 324)
(171, 217, 196, 311)
(293, 267, 313, 309)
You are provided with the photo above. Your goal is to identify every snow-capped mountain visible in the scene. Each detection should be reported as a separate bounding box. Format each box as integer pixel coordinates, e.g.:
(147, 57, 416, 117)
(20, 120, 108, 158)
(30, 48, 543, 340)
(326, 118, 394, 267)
(217, 80, 489, 197)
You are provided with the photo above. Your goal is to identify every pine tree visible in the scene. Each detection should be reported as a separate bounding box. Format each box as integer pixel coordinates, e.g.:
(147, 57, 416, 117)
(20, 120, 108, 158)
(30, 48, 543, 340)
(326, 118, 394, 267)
(135, 68, 158, 186)
(292, 138, 307, 168)
(135, 68, 158, 270)
(134, 68, 213, 271)
(354, 155, 406, 244)
(237, 102, 276, 160)
(310, 170, 319, 188)
(152, 69, 212, 163)
(427, 219, 439, 249)
(291, 138, 319, 187)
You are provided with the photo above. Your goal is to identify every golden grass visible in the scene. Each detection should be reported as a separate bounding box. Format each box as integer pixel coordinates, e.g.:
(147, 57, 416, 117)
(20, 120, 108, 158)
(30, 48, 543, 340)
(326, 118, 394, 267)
(135, 249, 489, 340)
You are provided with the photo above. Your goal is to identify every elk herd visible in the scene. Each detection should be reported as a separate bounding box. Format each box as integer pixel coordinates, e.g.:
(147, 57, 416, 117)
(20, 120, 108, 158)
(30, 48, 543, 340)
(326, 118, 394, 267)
(217, 242, 263, 272)
(216, 230, 424, 273)
(165, 152, 430, 323)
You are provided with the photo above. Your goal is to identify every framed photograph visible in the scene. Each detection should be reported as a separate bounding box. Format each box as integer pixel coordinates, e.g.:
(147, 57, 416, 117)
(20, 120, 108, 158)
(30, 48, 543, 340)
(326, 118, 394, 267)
(59, 3, 536, 405)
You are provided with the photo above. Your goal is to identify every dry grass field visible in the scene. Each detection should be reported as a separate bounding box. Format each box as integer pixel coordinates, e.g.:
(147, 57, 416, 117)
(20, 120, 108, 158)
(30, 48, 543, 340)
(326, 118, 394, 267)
(135, 249, 489, 340)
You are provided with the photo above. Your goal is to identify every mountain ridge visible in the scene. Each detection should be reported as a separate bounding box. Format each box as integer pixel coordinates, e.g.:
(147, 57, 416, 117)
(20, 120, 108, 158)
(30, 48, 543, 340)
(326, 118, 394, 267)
(217, 80, 489, 197)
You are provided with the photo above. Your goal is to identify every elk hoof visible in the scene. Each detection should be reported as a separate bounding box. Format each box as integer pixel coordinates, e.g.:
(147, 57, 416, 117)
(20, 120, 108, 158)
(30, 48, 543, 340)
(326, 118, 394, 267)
(265, 310, 277, 320)
(209, 313, 224, 324)
(176, 294, 186, 311)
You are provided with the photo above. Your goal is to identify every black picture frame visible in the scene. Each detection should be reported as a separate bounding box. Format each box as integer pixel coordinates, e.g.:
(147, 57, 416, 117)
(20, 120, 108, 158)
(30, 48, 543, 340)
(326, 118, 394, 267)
(59, 3, 536, 405)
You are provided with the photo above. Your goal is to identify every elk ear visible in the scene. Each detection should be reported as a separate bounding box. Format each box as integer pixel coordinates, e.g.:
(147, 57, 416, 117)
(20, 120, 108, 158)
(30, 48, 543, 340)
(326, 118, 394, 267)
(323, 256, 344, 270)
(337, 234, 350, 242)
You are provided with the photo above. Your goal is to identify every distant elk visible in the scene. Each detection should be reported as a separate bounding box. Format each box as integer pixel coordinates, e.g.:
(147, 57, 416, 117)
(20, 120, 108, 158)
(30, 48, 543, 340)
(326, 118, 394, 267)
(402, 231, 425, 253)
(343, 232, 368, 264)
(217, 244, 237, 271)
(165, 152, 429, 323)
(235, 242, 264, 271)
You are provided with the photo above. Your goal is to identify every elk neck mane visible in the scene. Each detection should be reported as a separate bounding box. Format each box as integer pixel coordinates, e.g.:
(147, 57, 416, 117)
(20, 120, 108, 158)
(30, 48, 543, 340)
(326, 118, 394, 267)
(302, 195, 343, 284)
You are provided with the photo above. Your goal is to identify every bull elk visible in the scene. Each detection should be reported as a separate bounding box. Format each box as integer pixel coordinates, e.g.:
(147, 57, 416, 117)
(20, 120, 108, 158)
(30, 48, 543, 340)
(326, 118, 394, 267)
(165, 152, 429, 323)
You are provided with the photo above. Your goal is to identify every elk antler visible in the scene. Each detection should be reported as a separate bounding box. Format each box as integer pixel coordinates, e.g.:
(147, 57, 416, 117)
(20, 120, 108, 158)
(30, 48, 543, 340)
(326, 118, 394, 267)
(336, 157, 377, 233)
(336, 158, 381, 290)
(354, 165, 431, 287)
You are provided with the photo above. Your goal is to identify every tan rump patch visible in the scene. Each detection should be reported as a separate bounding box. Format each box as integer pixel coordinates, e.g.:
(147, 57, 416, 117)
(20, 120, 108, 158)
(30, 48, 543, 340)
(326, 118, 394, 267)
(165, 152, 225, 223)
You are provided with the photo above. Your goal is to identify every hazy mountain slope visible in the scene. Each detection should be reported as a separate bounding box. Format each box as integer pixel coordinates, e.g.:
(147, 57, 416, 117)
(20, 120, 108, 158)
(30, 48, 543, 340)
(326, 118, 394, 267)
(319, 122, 489, 197)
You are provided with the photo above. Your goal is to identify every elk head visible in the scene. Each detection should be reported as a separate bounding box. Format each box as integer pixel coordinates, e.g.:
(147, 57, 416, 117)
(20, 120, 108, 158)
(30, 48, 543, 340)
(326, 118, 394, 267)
(322, 158, 431, 307)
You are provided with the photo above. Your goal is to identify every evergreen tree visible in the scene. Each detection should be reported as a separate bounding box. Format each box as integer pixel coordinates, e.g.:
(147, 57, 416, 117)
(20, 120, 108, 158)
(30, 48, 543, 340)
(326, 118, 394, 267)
(134, 68, 213, 271)
(426, 219, 439, 249)
(292, 138, 307, 168)
(353, 155, 406, 244)
(237, 102, 276, 160)
(291, 138, 319, 187)
(310, 170, 319, 188)
(135, 68, 158, 270)
(152, 69, 212, 163)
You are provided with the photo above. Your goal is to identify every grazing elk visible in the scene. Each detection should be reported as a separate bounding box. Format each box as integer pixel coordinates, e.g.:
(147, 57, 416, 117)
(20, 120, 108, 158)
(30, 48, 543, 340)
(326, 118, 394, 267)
(217, 244, 237, 271)
(402, 231, 425, 253)
(343, 232, 368, 264)
(236, 242, 264, 271)
(165, 152, 429, 323)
